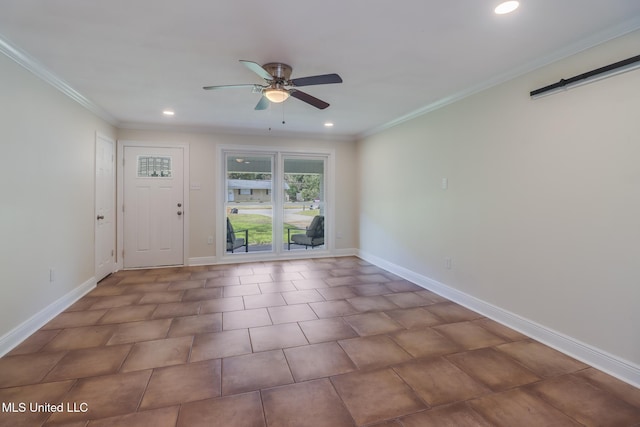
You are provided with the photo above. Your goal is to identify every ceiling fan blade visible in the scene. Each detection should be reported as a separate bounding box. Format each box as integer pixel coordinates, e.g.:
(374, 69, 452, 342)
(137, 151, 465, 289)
(255, 96, 269, 110)
(240, 60, 273, 81)
(290, 73, 342, 87)
(289, 89, 330, 109)
(203, 84, 261, 91)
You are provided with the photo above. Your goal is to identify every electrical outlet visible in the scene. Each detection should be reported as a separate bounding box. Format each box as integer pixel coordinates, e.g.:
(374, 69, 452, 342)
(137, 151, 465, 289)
(444, 257, 452, 270)
(49, 268, 55, 282)
(207, 236, 214, 245)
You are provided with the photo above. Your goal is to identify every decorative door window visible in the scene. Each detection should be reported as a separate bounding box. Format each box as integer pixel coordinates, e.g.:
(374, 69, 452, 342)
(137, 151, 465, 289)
(137, 156, 172, 177)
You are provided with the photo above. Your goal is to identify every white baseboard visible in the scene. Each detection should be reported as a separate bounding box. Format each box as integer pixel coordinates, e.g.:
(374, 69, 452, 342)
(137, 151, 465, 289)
(188, 256, 218, 266)
(0, 277, 97, 357)
(187, 248, 358, 267)
(358, 250, 640, 388)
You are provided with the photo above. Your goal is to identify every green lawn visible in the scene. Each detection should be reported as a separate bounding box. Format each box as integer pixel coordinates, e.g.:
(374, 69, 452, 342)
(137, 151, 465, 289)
(228, 214, 301, 245)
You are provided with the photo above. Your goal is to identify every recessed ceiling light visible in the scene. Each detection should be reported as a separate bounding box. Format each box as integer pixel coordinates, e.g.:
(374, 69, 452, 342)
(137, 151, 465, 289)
(324, 122, 334, 127)
(163, 110, 175, 116)
(495, 1, 519, 14)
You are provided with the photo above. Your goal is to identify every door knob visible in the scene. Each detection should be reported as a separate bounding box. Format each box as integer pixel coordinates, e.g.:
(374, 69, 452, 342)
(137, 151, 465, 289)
(177, 211, 182, 216)
(177, 203, 182, 207)
(97, 215, 105, 220)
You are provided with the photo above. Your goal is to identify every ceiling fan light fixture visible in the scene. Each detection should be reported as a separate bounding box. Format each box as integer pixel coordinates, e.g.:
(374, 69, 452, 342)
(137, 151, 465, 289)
(264, 88, 290, 103)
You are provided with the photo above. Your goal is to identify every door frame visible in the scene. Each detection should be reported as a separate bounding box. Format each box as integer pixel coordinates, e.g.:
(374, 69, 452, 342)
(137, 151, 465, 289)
(116, 140, 190, 270)
(217, 144, 335, 262)
(95, 132, 116, 281)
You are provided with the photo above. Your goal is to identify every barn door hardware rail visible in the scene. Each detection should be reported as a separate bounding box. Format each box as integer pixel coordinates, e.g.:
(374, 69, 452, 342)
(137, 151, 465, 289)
(530, 54, 640, 99)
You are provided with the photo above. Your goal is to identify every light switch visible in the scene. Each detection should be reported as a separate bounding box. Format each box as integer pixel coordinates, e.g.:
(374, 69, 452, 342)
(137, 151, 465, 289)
(441, 178, 448, 190)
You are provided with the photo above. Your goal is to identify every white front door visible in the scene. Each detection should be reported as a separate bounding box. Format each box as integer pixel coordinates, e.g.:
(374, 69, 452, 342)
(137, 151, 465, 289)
(95, 134, 116, 281)
(123, 146, 184, 268)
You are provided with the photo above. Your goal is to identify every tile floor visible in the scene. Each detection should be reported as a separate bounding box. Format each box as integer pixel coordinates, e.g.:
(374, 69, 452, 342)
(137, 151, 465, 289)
(1, 256, 639, 426)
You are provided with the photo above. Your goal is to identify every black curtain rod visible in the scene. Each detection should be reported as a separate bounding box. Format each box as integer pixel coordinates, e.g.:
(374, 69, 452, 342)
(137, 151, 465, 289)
(530, 54, 640, 97)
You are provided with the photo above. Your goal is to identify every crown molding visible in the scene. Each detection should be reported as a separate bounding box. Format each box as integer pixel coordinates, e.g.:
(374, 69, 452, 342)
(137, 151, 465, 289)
(0, 33, 119, 126)
(358, 16, 640, 140)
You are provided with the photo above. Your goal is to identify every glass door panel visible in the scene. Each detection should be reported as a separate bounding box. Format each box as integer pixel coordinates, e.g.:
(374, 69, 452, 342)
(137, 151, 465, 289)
(225, 154, 274, 254)
(283, 157, 326, 251)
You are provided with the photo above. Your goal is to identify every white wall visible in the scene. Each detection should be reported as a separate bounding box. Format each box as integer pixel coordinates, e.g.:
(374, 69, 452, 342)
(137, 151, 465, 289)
(0, 53, 116, 347)
(116, 129, 359, 260)
(357, 30, 640, 372)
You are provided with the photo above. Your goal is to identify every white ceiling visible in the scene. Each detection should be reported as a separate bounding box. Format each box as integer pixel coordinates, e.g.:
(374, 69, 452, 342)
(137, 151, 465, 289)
(1, 1, 639, 140)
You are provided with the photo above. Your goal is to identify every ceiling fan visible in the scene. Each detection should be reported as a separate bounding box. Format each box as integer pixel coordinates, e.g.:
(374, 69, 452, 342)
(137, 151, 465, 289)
(203, 60, 342, 110)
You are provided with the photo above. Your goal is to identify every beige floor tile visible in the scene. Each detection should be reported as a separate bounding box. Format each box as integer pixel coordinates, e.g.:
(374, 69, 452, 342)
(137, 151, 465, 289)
(120, 336, 192, 372)
(191, 329, 252, 362)
(339, 335, 412, 370)
(343, 312, 403, 336)
(262, 379, 355, 427)
(281, 289, 325, 304)
(46, 370, 152, 423)
(41, 309, 108, 329)
(383, 292, 434, 308)
(98, 304, 158, 324)
(389, 328, 462, 358)
(222, 350, 293, 395)
(6, 330, 60, 355)
(268, 303, 318, 324)
(106, 318, 172, 345)
(87, 406, 180, 427)
(446, 348, 540, 391)
(425, 302, 482, 322)
(200, 296, 245, 313)
(44, 344, 131, 381)
(249, 323, 308, 352)
(284, 342, 356, 382)
(400, 403, 492, 427)
(258, 281, 297, 294)
(574, 367, 640, 408)
(223, 308, 272, 330)
(384, 307, 444, 329)
(394, 357, 490, 406)
(496, 339, 588, 377)
(151, 301, 201, 319)
(347, 295, 400, 312)
(223, 284, 261, 297)
(2, 259, 634, 427)
(433, 321, 506, 350)
(530, 374, 640, 426)
(167, 313, 223, 337)
(299, 318, 358, 344)
(140, 359, 221, 409)
(468, 388, 583, 427)
(178, 391, 266, 427)
(331, 368, 425, 425)
(42, 324, 116, 351)
(182, 287, 224, 301)
(0, 380, 75, 427)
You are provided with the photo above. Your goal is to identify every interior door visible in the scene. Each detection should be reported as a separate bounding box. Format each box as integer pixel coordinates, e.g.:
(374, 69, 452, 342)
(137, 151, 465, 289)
(123, 146, 184, 268)
(95, 134, 116, 281)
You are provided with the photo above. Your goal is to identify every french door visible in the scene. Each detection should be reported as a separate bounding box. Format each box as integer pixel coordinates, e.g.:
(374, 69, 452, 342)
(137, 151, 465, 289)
(222, 150, 328, 257)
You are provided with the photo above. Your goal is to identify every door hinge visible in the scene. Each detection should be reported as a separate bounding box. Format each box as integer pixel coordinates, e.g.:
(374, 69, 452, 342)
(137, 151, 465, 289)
(122, 250, 125, 258)
(122, 205, 125, 212)
(111, 249, 114, 257)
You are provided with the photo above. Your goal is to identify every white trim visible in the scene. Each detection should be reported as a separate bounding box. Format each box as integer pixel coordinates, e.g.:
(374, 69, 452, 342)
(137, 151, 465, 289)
(0, 277, 96, 357)
(359, 15, 640, 139)
(116, 140, 190, 269)
(0, 33, 118, 126)
(358, 250, 640, 388)
(188, 249, 358, 267)
(95, 132, 117, 281)
(218, 145, 336, 262)
(188, 256, 218, 266)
